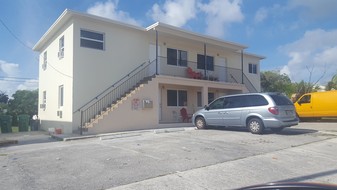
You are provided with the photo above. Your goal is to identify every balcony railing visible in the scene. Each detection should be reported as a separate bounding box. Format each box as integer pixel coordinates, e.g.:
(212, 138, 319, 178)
(156, 56, 257, 92)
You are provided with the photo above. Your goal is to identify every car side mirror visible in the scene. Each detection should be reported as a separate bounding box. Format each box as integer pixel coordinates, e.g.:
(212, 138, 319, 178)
(204, 105, 210, 111)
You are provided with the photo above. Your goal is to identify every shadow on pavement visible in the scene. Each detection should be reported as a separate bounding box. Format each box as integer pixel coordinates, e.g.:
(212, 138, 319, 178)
(205, 126, 318, 136)
(0, 131, 58, 147)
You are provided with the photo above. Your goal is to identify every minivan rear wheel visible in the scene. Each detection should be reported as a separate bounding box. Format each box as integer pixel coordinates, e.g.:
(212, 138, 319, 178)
(247, 118, 264, 134)
(195, 117, 206, 129)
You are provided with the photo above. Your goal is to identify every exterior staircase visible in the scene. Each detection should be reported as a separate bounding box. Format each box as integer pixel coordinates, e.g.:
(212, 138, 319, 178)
(82, 76, 155, 130)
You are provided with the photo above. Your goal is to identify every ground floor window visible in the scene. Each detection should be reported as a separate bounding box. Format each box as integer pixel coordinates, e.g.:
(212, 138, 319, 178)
(208, 92, 215, 104)
(197, 92, 202, 107)
(167, 90, 187, 106)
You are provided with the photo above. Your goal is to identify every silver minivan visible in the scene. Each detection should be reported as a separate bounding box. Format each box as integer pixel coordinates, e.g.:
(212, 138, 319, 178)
(192, 93, 299, 134)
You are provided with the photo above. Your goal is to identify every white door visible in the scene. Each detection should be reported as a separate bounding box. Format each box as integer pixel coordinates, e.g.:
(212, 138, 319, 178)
(218, 58, 227, 82)
(149, 44, 160, 75)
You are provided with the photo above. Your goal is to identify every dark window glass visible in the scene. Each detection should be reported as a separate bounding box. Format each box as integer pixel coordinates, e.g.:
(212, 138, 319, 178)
(80, 29, 104, 50)
(208, 92, 215, 104)
(197, 54, 214, 71)
(178, 90, 187, 106)
(167, 90, 177, 106)
(209, 97, 224, 110)
(249, 63, 257, 74)
(179, 50, 187, 67)
(81, 30, 103, 41)
(80, 39, 104, 50)
(167, 48, 177, 65)
(224, 96, 246, 108)
(197, 92, 202, 107)
(270, 94, 293, 105)
(246, 95, 268, 106)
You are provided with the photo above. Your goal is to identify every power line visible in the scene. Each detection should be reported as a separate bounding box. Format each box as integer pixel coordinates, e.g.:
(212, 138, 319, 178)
(0, 18, 33, 50)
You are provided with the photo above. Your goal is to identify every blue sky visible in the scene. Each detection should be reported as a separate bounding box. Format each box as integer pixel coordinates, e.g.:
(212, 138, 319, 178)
(1, 0, 337, 96)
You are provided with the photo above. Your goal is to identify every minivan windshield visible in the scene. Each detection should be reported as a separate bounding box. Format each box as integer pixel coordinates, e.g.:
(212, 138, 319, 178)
(270, 94, 293, 105)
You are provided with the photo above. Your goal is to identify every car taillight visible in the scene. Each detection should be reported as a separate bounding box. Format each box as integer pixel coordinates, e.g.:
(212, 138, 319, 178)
(268, 107, 279, 115)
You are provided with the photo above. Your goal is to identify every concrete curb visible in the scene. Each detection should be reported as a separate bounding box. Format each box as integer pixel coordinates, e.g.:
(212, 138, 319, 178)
(51, 127, 197, 141)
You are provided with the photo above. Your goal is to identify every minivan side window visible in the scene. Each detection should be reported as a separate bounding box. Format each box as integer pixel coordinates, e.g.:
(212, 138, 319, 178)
(224, 96, 247, 108)
(247, 95, 268, 106)
(299, 95, 311, 104)
(270, 94, 293, 105)
(208, 97, 224, 110)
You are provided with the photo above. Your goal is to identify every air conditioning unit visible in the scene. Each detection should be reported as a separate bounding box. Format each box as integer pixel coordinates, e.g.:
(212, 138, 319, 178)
(57, 110, 63, 118)
(42, 62, 47, 70)
(40, 103, 46, 109)
(58, 51, 64, 58)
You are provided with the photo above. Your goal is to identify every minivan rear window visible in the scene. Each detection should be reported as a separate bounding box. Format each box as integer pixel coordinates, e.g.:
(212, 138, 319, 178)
(270, 94, 293, 105)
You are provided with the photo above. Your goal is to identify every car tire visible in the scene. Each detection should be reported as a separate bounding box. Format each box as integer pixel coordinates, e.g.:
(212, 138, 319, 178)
(195, 117, 206, 129)
(270, 127, 284, 133)
(247, 118, 264, 134)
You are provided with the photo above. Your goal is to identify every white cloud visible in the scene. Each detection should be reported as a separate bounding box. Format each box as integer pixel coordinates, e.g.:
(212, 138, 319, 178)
(279, 29, 337, 84)
(254, 7, 268, 24)
(148, 0, 197, 27)
(198, 0, 244, 38)
(0, 60, 38, 97)
(87, 0, 141, 26)
(0, 60, 19, 77)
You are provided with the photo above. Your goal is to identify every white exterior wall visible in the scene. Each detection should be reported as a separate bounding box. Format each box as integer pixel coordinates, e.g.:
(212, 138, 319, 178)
(71, 17, 150, 130)
(243, 54, 261, 92)
(38, 21, 74, 134)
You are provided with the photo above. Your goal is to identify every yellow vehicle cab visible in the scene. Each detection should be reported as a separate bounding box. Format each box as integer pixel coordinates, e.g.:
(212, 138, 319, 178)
(294, 90, 337, 120)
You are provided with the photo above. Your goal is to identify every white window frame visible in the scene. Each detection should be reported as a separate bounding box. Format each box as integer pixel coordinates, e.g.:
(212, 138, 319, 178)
(167, 48, 188, 67)
(58, 36, 64, 59)
(80, 29, 105, 50)
(249, 63, 258, 74)
(167, 89, 188, 107)
(58, 85, 64, 109)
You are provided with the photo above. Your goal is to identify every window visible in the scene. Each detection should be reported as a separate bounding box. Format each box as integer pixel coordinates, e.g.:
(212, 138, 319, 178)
(270, 94, 293, 105)
(58, 85, 64, 108)
(246, 95, 268, 106)
(298, 95, 311, 104)
(80, 29, 104, 50)
(167, 90, 187, 106)
(42, 51, 47, 70)
(208, 92, 215, 104)
(208, 97, 224, 110)
(197, 54, 214, 71)
(197, 92, 202, 107)
(249, 63, 257, 74)
(167, 48, 187, 66)
(58, 36, 64, 58)
(43, 91, 46, 104)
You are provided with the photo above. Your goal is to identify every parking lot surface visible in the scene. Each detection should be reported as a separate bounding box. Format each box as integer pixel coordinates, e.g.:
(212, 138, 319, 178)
(0, 122, 337, 190)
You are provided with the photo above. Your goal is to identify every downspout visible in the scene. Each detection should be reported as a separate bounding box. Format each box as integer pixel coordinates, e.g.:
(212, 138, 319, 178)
(241, 50, 244, 84)
(204, 43, 207, 78)
(156, 29, 158, 75)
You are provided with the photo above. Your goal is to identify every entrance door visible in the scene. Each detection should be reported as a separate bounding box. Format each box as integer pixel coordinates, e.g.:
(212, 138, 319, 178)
(218, 58, 227, 82)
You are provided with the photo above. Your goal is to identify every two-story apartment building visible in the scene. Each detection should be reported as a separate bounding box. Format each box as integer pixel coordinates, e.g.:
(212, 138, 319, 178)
(33, 9, 264, 135)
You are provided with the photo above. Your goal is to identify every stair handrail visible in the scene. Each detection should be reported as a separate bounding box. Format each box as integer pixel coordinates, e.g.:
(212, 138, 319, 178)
(75, 60, 151, 113)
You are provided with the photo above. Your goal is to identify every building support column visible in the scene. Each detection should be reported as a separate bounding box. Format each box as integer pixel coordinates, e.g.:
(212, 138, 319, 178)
(204, 43, 207, 78)
(241, 49, 244, 84)
(156, 30, 159, 75)
(202, 86, 208, 106)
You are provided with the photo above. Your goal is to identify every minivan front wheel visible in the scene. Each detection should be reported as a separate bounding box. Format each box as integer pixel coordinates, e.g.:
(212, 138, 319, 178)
(195, 117, 206, 129)
(247, 118, 264, 134)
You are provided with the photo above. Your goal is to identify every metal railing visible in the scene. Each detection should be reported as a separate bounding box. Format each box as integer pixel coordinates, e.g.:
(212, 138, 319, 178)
(157, 56, 257, 92)
(78, 60, 156, 133)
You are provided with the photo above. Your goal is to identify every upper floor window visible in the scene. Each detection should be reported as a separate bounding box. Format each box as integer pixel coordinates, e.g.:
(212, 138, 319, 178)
(42, 51, 47, 70)
(197, 54, 214, 71)
(167, 48, 188, 67)
(58, 36, 64, 59)
(249, 63, 258, 74)
(58, 85, 64, 108)
(80, 29, 104, 50)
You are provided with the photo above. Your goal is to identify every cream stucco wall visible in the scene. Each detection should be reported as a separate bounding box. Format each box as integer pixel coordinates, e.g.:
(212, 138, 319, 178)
(38, 21, 74, 134)
(71, 17, 151, 130)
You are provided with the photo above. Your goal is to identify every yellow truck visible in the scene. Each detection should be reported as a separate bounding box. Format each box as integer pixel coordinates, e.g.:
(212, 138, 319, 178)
(294, 90, 337, 120)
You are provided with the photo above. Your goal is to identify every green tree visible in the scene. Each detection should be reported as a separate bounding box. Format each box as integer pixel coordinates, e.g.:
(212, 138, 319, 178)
(326, 74, 337, 90)
(0, 91, 9, 104)
(8, 90, 38, 117)
(260, 71, 295, 97)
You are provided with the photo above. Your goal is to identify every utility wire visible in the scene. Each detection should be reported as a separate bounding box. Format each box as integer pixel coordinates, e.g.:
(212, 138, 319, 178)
(0, 17, 73, 79)
(0, 18, 33, 50)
